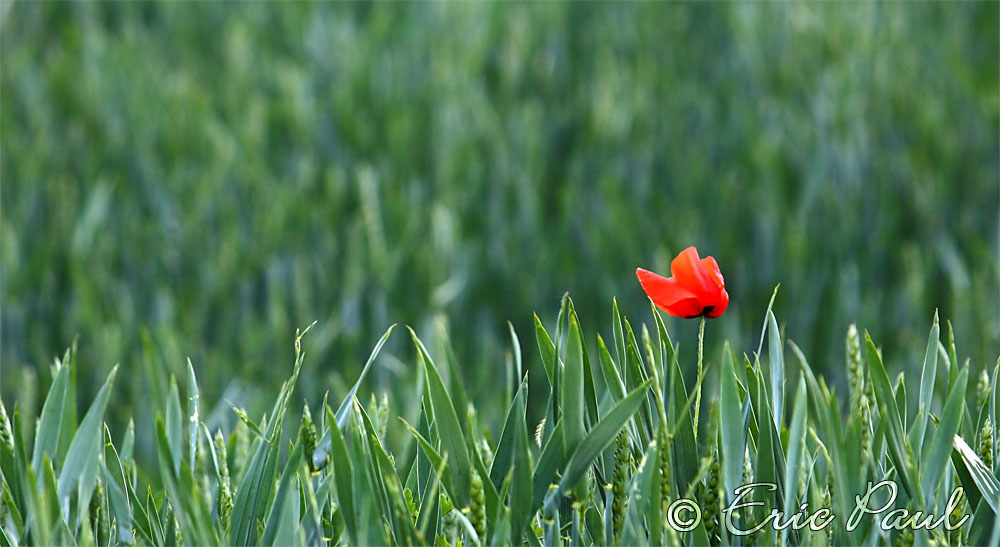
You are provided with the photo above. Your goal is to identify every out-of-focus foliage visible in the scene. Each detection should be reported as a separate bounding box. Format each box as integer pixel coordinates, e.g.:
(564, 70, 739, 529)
(2, 2, 997, 433)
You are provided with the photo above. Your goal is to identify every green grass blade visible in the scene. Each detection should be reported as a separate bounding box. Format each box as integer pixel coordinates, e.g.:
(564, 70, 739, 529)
(230, 435, 279, 545)
(510, 389, 534, 544)
(752, 366, 780, 511)
(864, 330, 921, 501)
(666, 340, 698, 494)
(558, 379, 652, 494)
(509, 321, 523, 384)
(920, 365, 967, 502)
(916, 313, 940, 457)
(400, 418, 452, 498)
(612, 298, 626, 373)
(416, 453, 447, 542)
(563, 311, 586, 456)
(596, 334, 626, 404)
(766, 310, 784, 430)
(166, 376, 183, 476)
(103, 424, 134, 543)
(312, 324, 395, 470)
(953, 434, 1000, 513)
(532, 420, 564, 509)
(261, 440, 303, 546)
(781, 378, 808, 547)
(719, 342, 745, 505)
(31, 360, 70, 475)
(534, 313, 556, 390)
(155, 416, 217, 545)
(568, 298, 600, 430)
(57, 365, 117, 511)
(324, 405, 358, 544)
(410, 326, 471, 507)
(186, 358, 200, 470)
(490, 376, 528, 489)
(756, 284, 780, 358)
(946, 320, 959, 391)
(228, 351, 307, 547)
(272, 476, 301, 547)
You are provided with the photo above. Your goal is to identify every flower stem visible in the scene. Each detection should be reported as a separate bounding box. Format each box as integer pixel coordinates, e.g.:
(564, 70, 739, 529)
(693, 315, 706, 434)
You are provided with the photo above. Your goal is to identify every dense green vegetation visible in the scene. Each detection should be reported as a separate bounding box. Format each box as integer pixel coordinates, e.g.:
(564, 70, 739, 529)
(2, 299, 999, 545)
(0, 4, 997, 544)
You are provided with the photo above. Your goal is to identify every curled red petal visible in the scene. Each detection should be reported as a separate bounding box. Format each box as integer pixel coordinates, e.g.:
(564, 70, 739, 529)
(636, 268, 696, 311)
(670, 247, 719, 298)
(700, 256, 725, 289)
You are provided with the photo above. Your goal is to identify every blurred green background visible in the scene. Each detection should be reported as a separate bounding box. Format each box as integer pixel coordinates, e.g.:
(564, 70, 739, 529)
(2, 2, 998, 443)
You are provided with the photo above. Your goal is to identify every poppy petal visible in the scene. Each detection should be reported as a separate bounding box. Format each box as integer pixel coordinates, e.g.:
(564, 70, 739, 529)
(636, 268, 696, 307)
(670, 247, 718, 296)
(700, 257, 725, 288)
(665, 297, 707, 318)
(706, 289, 729, 318)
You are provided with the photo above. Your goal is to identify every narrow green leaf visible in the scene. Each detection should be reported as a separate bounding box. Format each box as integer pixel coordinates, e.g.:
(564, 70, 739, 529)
(753, 366, 779, 510)
(32, 361, 70, 474)
(558, 379, 653, 494)
(415, 453, 447, 542)
(921, 366, 967, 502)
(946, 320, 959, 392)
(229, 434, 278, 545)
(509, 321, 523, 384)
(953, 434, 1000, 513)
(667, 339, 697, 495)
(510, 389, 534, 544)
(756, 284, 780, 358)
(57, 365, 117, 510)
(272, 476, 301, 547)
(59, 346, 78, 462)
(155, 416, 216, 545)
(916, 313, 940, 457)
(226, 402, 267, 441)
(596, 334, 626, 404)
(767, 310, 784, 430)
(563, 312, 586, 456)
(864, 330, 921, 502)
(186, 358, 200, 470)
(324, 405, 357, 544)
(532, 421, 564, 509)
(567, 298, 600, 430)
(534, 313, 556, 389)
(227, 318, 310, 547)
(490, 377, 528, 489)
(410, 326, 471, 507)
(400, 418, 452, 498)
(166, 376, 183, 475)
(719, 342, 745, 505)
(781, 378, 808, 547)
(103, 424, 134, 544)
(261, 440, 303, 546)
(312, 324, 395, 470)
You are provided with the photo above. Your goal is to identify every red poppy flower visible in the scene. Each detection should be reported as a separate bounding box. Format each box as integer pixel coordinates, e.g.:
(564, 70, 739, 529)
(636, 247, 729, 319)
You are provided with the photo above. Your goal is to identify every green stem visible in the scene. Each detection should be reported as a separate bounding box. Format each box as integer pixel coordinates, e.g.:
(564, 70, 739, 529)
(693, 316, 706, 434)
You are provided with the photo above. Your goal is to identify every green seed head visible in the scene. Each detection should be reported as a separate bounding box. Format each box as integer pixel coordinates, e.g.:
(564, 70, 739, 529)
(847, 324, 864, 408)
(469, 468, 486, 539)
(978, 369, 991, 409)
(300, 404, 318, 472)
(0, 399, 12, 451)
(612, 431, 629, 543)
(214, 430, 233, 530)
(981, 418, 994, 471)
